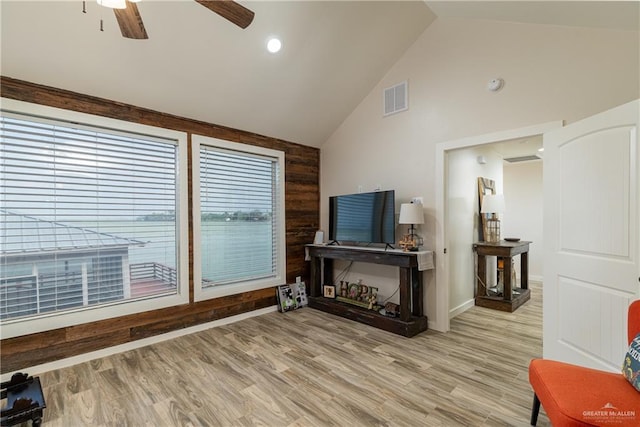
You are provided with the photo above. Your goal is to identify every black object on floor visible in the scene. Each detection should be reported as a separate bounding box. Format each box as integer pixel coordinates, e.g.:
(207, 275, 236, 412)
(1, 372, 46, 427)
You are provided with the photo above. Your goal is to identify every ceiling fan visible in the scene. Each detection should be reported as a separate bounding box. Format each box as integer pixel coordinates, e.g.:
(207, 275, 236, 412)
(97, 0, 255, 39)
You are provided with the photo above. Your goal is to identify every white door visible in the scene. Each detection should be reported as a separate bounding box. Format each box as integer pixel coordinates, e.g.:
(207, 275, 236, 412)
(544, 99, 639, 371)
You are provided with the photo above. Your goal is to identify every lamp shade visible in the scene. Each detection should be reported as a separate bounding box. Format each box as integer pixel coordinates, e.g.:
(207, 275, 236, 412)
(481, 194, 505, 214)
(399, 203, 424, 225)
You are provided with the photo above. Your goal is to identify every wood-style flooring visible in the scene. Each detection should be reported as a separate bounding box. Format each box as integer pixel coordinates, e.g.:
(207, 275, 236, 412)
(26, 284, 549, 426)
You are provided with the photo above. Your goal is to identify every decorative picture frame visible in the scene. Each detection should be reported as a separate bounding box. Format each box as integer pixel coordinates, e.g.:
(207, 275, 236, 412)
(276, 282, 308, 312)
(323, 285, 336, 299)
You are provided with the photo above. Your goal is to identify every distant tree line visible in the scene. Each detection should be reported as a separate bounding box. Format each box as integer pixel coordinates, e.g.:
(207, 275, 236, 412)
(137, 211, 175, 221)
(202, 210, 271, 222)
(137, 210, 271, 222)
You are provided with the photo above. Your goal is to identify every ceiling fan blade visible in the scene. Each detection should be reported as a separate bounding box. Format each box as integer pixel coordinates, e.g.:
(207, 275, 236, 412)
(195, 0, 255, 29)
(113, 1, 148, 39)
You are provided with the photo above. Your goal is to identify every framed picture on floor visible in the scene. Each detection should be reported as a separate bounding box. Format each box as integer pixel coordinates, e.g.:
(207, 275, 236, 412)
(323, 285, 336, 299)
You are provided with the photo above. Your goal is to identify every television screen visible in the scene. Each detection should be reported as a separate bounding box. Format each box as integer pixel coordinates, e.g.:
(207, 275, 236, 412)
(329, 190, 395, 244)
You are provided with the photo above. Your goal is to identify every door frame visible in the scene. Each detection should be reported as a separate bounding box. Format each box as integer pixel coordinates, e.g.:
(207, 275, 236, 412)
(434, 121, 562, 332)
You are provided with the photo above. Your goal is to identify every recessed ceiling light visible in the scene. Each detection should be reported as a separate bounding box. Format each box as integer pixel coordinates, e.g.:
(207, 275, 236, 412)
(97, 0, 127, 9)
(267, 38, 282, 54)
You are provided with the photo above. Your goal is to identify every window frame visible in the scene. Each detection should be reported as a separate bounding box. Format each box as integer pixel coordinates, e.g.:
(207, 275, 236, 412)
(192, 134, 286, 301)
(0, 98, 189, 339)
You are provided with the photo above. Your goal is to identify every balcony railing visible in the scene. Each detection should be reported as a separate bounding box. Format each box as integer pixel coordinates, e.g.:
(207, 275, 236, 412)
(1, 262, 177, 320)
(130, 262, 176, 286)
(129, 262, 176, 297)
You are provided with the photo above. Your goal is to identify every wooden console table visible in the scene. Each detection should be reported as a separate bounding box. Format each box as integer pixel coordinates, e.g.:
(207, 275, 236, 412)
(473, 240, 531, 312)
(306, 245, 434, 337)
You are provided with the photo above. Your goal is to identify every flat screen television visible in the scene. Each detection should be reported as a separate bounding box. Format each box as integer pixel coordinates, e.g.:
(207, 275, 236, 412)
(329, 190, 395, 245)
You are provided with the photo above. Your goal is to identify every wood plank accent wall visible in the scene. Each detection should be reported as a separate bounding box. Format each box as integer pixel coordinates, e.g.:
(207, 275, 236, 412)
(0, 76, 320, 374)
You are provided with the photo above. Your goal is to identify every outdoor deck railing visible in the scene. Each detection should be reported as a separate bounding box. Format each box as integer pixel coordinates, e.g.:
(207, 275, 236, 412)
(1, 262, 177, 320)
(129, 262, 177, 286)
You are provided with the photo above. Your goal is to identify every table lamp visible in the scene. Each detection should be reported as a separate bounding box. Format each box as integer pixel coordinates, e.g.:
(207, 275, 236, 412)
(481, 194, 505, 243)
(399, 202, 424, 250)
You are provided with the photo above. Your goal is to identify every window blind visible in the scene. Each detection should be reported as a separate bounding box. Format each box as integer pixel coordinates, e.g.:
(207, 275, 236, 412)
(0, 112, 179, 321)
(199, 146, 280, 287)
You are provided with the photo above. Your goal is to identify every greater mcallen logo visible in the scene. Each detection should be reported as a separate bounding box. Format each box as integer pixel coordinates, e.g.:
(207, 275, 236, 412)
(582, 403, 636, 423)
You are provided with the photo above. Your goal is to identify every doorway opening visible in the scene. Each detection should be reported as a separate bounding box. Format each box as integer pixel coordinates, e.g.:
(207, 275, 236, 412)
(432, 121, 562, 332)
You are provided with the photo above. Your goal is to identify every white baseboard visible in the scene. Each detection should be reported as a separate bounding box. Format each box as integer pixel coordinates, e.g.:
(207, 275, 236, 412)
(529, 275, 543, 284)
(1, 306, 278, 382)
(449, 298, 475, 319)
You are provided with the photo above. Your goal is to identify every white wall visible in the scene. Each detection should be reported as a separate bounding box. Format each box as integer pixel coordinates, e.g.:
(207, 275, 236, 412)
(447, 145, 503, 313)
(320, 18, 639, 328)
(503, 160, 544, 282)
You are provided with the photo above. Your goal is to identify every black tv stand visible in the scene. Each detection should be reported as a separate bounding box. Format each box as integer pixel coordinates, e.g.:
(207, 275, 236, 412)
(306, 244, 430, 337)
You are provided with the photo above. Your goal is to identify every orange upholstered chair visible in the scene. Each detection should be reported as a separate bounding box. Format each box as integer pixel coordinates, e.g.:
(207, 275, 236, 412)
(529, 300, 640, 426)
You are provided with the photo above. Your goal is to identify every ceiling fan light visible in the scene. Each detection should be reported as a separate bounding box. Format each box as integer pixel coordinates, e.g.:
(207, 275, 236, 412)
(97, 0, 127, 9)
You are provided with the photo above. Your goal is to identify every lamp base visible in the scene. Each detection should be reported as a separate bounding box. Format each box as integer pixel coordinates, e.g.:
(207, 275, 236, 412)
(398, 234, 417, 252)
(398, 225, 422, 251)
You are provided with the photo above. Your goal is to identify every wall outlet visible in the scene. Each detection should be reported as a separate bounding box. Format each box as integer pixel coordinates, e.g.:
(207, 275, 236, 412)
(296, 276, 301, 284)
(358, 185, 363, 193)
(374, 184, 382, 191)
(411, 196, 424, 205)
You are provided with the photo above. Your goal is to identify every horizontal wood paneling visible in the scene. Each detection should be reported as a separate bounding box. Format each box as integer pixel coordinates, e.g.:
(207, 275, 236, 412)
(0, 76, 320, 374)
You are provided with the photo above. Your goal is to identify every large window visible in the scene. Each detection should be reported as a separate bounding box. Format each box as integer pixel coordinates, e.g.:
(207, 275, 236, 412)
(0, 99, 188, 338)
(193, 135, 285, 299)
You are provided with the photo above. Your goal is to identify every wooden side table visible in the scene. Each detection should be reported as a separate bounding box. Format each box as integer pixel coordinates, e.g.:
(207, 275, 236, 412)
(473, 240, 531, 312)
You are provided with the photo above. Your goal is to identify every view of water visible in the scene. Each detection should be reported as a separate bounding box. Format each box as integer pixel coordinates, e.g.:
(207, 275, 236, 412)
(73, 220, 273, 284)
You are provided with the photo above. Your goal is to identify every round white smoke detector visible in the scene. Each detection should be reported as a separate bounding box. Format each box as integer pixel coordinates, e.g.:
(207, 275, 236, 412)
(487, 78, 504, 92)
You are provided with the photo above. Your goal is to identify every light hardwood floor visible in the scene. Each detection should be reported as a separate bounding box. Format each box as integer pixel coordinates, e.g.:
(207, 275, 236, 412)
(32, 284, 549, 426)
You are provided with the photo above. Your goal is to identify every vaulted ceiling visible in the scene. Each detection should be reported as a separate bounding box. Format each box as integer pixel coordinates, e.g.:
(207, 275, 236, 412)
(1, 1, 638, 148)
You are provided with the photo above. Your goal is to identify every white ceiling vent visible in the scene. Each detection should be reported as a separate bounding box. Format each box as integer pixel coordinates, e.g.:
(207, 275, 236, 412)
(504, 154, 541, 163)
(383, 81, 408, 116)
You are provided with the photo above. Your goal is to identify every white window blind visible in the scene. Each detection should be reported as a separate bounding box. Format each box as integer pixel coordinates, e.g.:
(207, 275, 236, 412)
(198, 145, 282, 288)
(0, 112, 180, 321)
